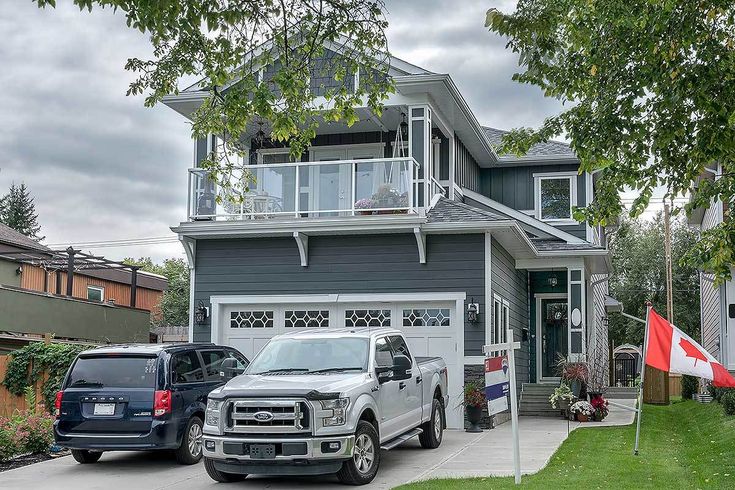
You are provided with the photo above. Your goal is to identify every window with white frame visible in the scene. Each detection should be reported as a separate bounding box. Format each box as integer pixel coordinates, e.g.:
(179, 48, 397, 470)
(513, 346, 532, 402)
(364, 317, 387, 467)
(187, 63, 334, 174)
(257, 148, 294, 165)
(87, 285, 104, 302)
(535, 173, 577, 221)
(491, 295, 510, 355)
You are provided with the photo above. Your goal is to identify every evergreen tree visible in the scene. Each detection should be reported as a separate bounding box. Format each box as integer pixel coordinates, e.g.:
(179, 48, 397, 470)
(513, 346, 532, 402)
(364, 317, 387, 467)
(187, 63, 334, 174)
(0, 183, 43, 240)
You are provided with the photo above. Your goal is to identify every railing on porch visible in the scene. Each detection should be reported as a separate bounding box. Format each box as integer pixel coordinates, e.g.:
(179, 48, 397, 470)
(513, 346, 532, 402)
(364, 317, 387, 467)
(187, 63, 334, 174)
(187, 157, 424, 221)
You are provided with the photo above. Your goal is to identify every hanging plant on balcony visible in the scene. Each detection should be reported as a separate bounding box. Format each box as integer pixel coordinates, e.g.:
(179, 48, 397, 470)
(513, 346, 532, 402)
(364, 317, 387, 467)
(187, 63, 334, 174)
(371, 184, 408, 212)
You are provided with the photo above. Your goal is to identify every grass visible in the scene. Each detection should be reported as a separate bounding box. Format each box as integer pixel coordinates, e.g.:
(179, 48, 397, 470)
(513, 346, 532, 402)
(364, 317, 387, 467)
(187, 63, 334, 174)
(397, 399, 735, 489)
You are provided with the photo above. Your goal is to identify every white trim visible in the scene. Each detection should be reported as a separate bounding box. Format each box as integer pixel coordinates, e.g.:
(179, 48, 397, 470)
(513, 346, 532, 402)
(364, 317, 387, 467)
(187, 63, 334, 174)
(516, 257, 585, 270)
(256, 147, 293, 164)
(86, 285, 104, 302)
(464, 356, 486, 365)
(293, 232, 308, 267)
(307, 142, 386, 154)
(534, 293, 567, 382)
(413, 227, 426, 264)
(533, 172, 578, 223)
(485, 233, 493, 349)
(585, 172, 594, 242)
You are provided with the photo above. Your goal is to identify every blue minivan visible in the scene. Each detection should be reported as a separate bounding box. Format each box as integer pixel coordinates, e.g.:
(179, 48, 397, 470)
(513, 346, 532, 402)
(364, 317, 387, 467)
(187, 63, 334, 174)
(54, 343, 248, 465)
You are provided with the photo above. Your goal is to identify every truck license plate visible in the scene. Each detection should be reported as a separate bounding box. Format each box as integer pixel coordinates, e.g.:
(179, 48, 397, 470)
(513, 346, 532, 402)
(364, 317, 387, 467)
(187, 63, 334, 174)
(93, 403, 116, 416)
(249, 444, 275, 459)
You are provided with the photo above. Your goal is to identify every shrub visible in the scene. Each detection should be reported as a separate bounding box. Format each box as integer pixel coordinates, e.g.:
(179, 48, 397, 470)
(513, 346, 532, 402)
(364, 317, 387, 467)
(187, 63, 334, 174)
(681, 375, 698, 400)
(721, 390, 735, 416)
(0, 417, 19, 462)
(707, 383, 720, 401)
(462, 382, 486, 408)
(0, 388, 55, 460)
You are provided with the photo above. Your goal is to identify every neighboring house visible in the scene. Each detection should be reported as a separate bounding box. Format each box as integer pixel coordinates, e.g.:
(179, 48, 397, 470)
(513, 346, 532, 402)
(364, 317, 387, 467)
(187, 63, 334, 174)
(688, 162, 735, 373)
(164, 44, 612, 428)
(0, 223, 167, 348)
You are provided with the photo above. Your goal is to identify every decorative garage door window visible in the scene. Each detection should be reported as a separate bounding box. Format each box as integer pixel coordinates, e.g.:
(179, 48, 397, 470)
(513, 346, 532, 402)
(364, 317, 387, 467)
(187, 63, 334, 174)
(230, 310, 274, 328)
(285, 310, 330, 328)
(345, 309, 391, 327)
(402, 308, 450, 327)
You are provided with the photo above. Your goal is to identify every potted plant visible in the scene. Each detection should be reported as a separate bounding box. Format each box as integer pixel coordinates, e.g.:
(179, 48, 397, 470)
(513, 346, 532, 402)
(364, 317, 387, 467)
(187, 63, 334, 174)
(354, 198, 376, 215)
(549, 383, 575, 419)
(590, 395, 609, 421)
(557, 356, 589, 400)
(460, 382, 486, 433)
(569, 400, 594, 422)
(370, 184, 408, 213)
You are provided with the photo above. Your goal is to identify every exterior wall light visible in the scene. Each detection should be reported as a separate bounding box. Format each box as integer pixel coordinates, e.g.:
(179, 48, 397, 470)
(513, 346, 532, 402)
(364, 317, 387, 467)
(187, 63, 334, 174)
(467, 299, 480, 323)
(195, 301, 210, 325)
(547, 275, 558, 287)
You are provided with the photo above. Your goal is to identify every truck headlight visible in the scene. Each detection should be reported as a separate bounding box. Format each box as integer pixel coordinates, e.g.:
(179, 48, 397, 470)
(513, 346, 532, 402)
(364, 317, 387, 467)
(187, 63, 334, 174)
(206, 399, 223, 427)
(320, 398, 349, 426)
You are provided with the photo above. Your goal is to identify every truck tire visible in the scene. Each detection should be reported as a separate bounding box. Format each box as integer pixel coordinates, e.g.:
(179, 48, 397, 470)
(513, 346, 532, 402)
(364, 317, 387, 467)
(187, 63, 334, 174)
(419, 398, 444, 449)
(175, 416, 204, 465)
(336, 420, 380, 485)
(71, 449, 102, 464)
(204, 457, 247, 482)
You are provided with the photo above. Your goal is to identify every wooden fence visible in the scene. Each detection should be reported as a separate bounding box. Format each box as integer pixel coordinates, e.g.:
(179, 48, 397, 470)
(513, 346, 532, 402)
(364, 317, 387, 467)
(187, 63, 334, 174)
(669, 373, 682, 398)
(0, 355, 48, 418)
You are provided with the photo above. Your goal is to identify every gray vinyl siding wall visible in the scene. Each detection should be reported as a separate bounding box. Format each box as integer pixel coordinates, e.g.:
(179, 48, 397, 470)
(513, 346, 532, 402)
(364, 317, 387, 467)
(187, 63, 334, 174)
(480, 164, 587, 240)
(455, 136, 481, 193)
(490, 238, 530, 386)
(700, 203, 724, 360)
(193, 233, 486, 355)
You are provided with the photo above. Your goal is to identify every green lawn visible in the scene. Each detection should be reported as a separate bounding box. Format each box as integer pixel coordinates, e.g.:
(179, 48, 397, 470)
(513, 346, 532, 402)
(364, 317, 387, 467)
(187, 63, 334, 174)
(397, 400, 735, 489)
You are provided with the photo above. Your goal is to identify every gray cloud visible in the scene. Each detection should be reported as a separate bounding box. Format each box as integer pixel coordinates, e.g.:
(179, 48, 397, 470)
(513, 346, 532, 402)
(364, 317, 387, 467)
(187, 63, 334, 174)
(0, 0, 565, 262)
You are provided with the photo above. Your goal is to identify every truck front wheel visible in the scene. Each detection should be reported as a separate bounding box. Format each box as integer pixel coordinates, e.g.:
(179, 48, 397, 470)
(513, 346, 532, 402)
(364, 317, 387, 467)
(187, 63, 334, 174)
(336, 420, 380, 485)
(419, 398, 444, 449)
(203, 457, 247, 482)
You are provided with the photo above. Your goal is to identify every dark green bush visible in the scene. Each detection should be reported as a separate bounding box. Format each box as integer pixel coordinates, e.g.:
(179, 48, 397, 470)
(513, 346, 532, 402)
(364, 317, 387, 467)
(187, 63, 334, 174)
(721, 390, 735, 416)
(681, 375, 698, 400)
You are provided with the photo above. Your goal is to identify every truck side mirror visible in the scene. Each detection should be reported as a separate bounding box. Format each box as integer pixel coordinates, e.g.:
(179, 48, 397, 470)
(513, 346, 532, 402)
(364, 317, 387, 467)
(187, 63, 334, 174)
(391, 354, 412, 381)
(219, 358, 245, 381)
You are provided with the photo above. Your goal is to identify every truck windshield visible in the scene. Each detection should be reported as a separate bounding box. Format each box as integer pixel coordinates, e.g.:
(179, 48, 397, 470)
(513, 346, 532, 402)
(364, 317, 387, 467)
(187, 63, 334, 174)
(247, 337, 369, 375)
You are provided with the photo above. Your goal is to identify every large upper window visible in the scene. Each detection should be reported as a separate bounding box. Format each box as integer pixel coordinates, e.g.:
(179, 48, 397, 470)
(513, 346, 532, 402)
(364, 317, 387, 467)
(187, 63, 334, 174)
(535, 174, 576, 221)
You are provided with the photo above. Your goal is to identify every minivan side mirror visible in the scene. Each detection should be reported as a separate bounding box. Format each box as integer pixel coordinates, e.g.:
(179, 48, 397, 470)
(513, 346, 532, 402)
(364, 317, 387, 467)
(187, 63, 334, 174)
(391, 354, 412, 381)
(219, 358, 245, 380)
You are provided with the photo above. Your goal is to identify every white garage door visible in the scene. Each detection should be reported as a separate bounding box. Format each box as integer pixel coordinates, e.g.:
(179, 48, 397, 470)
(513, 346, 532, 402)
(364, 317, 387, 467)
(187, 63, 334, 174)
(211, 293, 465, 428)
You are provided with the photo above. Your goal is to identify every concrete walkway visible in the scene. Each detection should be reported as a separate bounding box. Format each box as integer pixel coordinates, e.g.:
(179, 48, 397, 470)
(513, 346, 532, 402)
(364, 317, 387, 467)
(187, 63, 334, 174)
(0, 400, 635, 489)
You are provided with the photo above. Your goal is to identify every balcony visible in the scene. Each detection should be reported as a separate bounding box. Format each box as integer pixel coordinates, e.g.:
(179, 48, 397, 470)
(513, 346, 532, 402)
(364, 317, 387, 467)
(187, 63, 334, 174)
(187, 157, 443, 221)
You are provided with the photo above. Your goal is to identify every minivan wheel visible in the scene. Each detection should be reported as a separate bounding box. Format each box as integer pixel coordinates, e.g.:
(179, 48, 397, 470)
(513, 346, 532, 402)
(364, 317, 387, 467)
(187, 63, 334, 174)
(71, 449, 102, 464)
(175, 416, 204, 465)
(419, 398, 444, 449)
(336, 420, 380, 485)
(204, 457, 247, 482)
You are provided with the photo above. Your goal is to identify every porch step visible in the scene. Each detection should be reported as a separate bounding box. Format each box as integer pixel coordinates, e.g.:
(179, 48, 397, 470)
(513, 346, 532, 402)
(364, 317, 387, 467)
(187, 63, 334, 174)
(606, 387, 638, 399)
(519, 383, 558, 418)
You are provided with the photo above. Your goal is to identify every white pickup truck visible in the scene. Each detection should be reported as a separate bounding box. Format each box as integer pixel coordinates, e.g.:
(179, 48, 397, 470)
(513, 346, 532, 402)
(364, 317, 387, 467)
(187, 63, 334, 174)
(201, 327, 449, 485)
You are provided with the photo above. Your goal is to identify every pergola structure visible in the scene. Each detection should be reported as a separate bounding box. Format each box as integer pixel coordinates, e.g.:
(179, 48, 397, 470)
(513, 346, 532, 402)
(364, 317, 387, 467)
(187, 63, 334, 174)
(0, 247, 142, 307)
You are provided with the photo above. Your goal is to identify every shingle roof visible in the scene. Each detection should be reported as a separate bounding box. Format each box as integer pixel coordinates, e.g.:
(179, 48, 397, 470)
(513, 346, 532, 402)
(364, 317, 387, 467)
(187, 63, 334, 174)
(483, 127, 576, 159)
(427, 198, 506, 223)
(530, 238, 606, 252)
(0, 223, 50, 252)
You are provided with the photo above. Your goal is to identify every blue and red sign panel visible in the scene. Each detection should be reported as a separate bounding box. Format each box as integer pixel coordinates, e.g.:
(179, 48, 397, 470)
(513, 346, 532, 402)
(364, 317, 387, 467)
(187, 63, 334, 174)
(485, 355, 510, 416)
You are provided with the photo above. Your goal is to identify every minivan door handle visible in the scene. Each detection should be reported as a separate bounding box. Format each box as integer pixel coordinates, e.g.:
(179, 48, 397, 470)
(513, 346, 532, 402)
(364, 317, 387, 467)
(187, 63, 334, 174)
(398, 382, 406, 391)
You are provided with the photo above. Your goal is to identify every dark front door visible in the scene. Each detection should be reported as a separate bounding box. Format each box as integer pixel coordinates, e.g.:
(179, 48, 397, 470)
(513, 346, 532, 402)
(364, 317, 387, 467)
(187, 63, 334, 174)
(540, 299, 568, 379)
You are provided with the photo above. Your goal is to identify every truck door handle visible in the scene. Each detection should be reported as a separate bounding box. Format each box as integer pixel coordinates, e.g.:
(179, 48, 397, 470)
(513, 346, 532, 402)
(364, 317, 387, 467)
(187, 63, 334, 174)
(399, 382, 406, 390)
(416, 376, 422, 384)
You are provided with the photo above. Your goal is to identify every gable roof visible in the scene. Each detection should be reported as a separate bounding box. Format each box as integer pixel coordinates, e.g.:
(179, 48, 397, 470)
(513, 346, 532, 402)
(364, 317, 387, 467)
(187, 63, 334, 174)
(0, 223, 50, 253)
(483, 127, 577, 162)
(427, 197, 506, 223)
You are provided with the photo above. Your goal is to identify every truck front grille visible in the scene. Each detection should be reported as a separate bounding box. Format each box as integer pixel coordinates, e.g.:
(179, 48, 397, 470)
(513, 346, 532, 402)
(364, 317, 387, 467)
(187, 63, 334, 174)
(225, 399, 310, 434)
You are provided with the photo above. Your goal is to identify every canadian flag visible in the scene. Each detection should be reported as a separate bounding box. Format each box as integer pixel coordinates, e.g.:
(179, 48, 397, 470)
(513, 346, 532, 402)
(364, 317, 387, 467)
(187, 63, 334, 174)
(645, 308, 735, 388)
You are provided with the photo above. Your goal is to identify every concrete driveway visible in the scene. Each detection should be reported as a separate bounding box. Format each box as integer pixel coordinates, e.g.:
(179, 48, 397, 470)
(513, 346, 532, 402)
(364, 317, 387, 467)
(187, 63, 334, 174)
(0, 402, 635, 490)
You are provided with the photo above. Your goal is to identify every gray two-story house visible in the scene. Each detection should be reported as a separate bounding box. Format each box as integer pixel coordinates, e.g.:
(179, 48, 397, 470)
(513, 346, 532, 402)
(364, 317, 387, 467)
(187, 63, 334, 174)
(163, 45, 611, 428)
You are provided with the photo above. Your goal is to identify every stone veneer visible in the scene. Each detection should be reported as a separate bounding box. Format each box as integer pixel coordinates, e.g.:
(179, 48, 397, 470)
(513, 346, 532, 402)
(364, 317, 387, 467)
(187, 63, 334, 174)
(464, 365, 511, 429)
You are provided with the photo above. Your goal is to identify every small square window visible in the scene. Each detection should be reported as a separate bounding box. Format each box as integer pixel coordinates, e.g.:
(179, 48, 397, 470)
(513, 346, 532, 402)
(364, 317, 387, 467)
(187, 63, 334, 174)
(87, 286, 104, 302)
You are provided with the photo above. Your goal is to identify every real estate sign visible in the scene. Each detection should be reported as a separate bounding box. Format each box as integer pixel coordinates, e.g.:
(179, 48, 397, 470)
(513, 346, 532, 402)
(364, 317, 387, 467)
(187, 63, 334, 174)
(484, 355, 510, 416)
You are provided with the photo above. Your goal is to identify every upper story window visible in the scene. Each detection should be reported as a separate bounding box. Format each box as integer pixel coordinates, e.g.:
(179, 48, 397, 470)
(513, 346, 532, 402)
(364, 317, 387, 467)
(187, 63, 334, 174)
(534, 172, 577, 222)
(87, 285, 104, 302)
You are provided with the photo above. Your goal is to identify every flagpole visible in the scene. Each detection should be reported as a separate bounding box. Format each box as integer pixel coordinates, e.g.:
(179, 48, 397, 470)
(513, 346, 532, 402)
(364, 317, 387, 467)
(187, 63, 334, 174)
(634, 302, 652, 456)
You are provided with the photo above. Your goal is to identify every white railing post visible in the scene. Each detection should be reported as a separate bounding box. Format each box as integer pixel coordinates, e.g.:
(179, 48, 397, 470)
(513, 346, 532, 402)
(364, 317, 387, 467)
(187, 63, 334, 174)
(187, 170, 193, 220)
(294, 162, 300, 218)
(351, 161, 356, 216)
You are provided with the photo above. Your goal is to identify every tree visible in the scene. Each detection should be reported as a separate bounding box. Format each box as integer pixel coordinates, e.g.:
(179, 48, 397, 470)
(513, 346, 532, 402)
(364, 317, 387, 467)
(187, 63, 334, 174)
(125, 257, 190, 328)
(36, 0, 393, 199)
(0, 183, 43, 240)
(486, 1, 735, 283)
(607, 214, 701, 347)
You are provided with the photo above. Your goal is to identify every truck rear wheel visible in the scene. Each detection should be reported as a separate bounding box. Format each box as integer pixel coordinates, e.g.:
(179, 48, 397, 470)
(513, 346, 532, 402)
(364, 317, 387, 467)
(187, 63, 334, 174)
(203, 457, 247, 482)
(336, 420, 380, 485)
(419, 398, 444, 449)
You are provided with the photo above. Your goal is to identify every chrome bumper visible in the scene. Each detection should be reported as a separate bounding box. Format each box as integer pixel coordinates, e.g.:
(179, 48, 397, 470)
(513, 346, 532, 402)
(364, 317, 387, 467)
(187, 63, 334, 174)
(202, 433, 355, 461)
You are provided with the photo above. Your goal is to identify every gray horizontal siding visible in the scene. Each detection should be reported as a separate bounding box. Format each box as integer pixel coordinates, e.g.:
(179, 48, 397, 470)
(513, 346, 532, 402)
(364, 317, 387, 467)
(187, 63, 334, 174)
(194, 233, 486, 356)
(491, 238, 530, 386)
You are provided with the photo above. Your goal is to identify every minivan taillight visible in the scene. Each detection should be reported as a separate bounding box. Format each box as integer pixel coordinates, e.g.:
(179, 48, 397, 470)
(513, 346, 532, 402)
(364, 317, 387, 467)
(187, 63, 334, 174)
(154, 390, 172, 417)
(54, 391, 64, 418)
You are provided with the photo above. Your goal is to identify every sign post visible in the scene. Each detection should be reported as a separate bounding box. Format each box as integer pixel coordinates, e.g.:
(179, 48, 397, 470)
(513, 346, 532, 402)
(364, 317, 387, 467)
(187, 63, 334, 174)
(483, 327, 522, 484)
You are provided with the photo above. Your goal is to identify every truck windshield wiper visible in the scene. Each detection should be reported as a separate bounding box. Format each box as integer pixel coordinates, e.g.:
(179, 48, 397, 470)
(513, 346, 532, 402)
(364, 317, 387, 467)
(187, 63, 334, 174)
(308, 367, 364, 374)
(254, 368, 310, 375)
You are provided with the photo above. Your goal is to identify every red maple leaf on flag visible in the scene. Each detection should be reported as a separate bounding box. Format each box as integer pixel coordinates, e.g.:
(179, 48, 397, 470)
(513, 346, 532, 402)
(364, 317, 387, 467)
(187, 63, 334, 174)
(679, 338, 708, 367)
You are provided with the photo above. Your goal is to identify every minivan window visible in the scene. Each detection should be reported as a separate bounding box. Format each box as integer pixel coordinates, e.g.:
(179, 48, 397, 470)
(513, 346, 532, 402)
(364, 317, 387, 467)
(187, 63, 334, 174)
(199, 350, 227, 379)
(172, 351, 205, 384)
(67, 356, 157, 389)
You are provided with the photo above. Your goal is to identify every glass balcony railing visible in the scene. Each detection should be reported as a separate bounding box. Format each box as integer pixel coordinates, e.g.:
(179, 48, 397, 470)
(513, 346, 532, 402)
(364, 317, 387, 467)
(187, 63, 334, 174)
(187, 157, 424, 221)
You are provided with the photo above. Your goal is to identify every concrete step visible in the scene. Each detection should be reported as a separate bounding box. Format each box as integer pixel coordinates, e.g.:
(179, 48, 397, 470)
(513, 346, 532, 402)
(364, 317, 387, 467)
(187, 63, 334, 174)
(520, 410, 561, 417)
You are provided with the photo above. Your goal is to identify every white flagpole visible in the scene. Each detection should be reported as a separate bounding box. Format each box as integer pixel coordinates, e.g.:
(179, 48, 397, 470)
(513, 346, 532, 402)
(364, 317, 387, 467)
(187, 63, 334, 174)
(634, 302, 652, 456)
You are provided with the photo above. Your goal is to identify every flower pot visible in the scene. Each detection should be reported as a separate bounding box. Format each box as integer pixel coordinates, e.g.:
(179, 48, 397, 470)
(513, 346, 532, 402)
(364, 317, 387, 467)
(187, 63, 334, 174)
(466, 405, 484, 433)
(558, 400, 570, 419)
(576, 413, 589, 422)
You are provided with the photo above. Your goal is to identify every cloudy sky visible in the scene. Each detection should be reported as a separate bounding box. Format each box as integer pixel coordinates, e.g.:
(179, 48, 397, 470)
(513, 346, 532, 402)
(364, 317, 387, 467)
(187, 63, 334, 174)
(0, 0, 633, 263)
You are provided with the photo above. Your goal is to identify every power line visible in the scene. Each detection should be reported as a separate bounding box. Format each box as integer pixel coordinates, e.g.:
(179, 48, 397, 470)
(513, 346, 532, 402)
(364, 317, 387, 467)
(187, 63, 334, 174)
(47, 236, 179, 249)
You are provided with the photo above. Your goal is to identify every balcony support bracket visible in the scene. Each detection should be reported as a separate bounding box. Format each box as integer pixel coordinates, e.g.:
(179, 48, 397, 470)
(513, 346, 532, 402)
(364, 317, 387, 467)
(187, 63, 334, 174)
(293, 232, 309, 267)
(413, 227, 426, 264)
